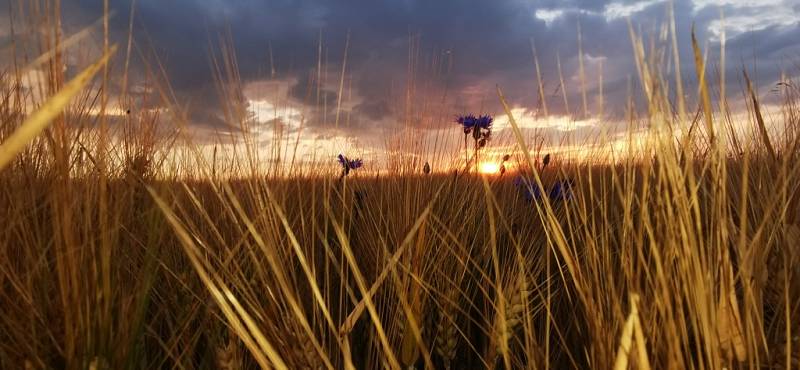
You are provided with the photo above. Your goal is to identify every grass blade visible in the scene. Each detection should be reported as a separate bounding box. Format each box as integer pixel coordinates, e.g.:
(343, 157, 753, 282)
(0, 45, 118, 170)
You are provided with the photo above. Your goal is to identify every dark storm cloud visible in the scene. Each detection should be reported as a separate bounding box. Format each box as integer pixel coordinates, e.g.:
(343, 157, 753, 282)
(355, 100, 392, 121)
(29, 0, 800, 141)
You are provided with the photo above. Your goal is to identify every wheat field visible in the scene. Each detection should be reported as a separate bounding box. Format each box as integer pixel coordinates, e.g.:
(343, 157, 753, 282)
(0, 2, 798, 369)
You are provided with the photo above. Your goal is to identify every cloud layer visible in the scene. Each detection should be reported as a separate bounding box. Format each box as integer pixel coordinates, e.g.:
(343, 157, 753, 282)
(11, 0, 800, 150)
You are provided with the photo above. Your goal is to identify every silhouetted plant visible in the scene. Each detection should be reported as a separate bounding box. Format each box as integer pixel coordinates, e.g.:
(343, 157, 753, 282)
(500, 154, 511, 175)
(337, 153, 363, 179)
(456, 114, 493, 171)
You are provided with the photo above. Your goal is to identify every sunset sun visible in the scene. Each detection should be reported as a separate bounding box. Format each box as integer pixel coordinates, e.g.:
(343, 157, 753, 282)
(478, 162, 500, 174)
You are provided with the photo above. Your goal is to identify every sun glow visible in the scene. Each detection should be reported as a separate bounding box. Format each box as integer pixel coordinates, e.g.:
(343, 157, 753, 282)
(478, 162, 500, 174)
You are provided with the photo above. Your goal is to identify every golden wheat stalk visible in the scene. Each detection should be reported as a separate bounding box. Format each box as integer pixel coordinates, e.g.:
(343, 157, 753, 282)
(717, 262, 746, 362)
(435, 290, 459, 369)
(613, 294, 651, 370)
(743, 69, 777, 161)
(0, 45, 117, 170)
(487, 274, 530, 367)
(287, 320, 324, 370)
(216, 334, 242, 370)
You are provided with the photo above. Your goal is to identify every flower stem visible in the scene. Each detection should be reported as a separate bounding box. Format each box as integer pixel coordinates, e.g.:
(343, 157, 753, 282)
(464, 134, 469, 170)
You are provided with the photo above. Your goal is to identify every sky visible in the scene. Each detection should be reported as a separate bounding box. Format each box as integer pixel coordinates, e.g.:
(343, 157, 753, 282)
(4, 0, 800, 166)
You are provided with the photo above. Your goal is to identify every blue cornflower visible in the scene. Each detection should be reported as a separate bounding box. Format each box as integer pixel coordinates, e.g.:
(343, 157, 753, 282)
(456, 114, 493, 131)
(514, 175, 544, 202)
(474, 115, 493, 129)
(548, 179, 574, 201)
(337, 154, 348, 169)
(337, 154, 363, 177)
(515, 176, 574, 204)
(348, 158, 363, 169)
(456, 114, 477, 131)
(456, 113, 493, 148)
